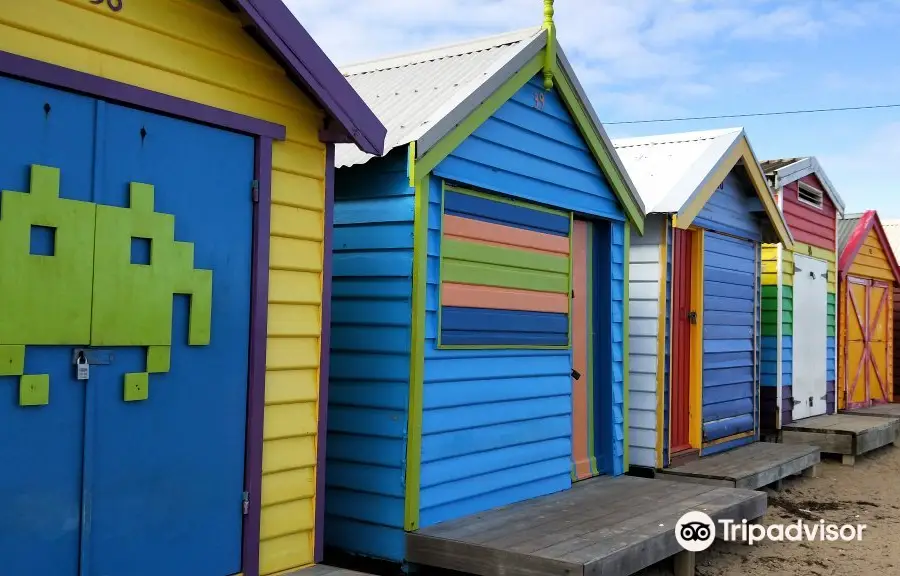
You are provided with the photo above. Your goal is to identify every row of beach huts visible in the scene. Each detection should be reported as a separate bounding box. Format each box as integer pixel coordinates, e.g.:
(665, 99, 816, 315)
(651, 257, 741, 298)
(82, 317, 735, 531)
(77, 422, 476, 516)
(1, 2, 899, 576)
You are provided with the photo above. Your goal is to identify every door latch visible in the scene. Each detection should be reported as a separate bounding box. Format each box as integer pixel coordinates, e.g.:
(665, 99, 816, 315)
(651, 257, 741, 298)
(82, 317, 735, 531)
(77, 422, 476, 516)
(242, 491, 250, 515)
(571, 369, 581, 381)
(809, 271, 816, 279)
(687, 311, 697, 325)
(809, 397, 814, 407)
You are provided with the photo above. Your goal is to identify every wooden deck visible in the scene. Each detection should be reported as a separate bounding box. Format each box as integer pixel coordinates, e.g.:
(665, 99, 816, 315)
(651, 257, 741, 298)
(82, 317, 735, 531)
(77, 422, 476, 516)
(783, 413, 900, 465)
(406, 475, 766, 576)
(845, 402, 900, 418)
(656, 442, 820, 489)
(287, 565, 373, 576)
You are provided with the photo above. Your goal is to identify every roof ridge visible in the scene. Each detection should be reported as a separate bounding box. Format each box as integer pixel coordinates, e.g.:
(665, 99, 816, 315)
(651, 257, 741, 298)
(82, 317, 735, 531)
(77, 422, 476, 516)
(612, 127, 743, 149)
(340, 27, 542, 75)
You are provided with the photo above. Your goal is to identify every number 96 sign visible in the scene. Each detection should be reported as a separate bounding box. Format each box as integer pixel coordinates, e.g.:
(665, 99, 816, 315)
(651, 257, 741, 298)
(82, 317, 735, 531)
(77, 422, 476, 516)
(90, 0, 123, 12)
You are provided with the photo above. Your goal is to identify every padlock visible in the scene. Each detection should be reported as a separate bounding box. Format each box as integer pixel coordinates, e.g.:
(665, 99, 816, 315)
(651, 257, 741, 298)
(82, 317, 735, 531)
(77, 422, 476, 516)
(76, 353, 90, 381)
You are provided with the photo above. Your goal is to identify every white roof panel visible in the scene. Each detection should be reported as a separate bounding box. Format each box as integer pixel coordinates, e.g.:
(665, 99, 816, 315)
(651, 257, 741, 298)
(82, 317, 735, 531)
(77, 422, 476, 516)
(336, 28, 543, 168)
(612, 128, 743, 213)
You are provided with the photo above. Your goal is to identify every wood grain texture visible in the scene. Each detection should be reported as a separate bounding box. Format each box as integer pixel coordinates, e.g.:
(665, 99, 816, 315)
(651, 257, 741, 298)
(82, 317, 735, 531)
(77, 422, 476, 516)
(657, 441, 820, 490)
(442, 283, 569, 313)
(406, 475, 765, 576)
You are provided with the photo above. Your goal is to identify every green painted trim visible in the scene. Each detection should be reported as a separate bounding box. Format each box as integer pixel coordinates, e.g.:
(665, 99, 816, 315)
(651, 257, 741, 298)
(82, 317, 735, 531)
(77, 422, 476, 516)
(443, 259, 569, 293)
(622, 220, 630, 473)
(20, 374, 49, 406)
(439, 344, 569, 350)
(407, 141, 416, 188)
(542, 0, 556, 90)
(761, 285, 779, 299)
(443, 238, 569, 274)
(0, 345, 25, 376)
(416, 54, 544, 178)
(436, 182, 446, 349)
(404, 176, 429, 531)
(550, 61, 644, 234)
(444, 184, 570, 218)
(827, 292, 836, 304)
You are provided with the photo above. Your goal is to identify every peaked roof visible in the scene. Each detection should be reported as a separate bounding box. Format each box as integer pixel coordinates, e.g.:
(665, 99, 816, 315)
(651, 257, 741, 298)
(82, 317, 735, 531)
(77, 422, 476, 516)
(838, 210, 900, 283)
(760, 156, 845, 215)
(230, 0, 386, 155)
(838, 213, 863, 254)
(612, 127, 793, 246)
(334, 27, 645, 231)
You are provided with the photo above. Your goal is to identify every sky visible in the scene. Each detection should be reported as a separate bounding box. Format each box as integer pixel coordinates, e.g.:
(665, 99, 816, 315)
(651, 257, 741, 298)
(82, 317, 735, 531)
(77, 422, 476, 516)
(288, 0, 900, 217)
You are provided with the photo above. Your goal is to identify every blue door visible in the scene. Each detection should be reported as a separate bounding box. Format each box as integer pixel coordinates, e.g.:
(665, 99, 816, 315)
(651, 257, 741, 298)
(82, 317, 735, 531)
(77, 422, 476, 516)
(701, 231, 758, 455)
(0, 76, 96, 576)
(0, 77, 254, 576)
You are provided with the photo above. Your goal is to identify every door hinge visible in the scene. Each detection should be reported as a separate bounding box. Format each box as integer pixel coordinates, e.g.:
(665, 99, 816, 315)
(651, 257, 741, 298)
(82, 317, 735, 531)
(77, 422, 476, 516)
(251, 179, 260, 203)
(242, 491, 250, 515)
(792, 399, 801, 406)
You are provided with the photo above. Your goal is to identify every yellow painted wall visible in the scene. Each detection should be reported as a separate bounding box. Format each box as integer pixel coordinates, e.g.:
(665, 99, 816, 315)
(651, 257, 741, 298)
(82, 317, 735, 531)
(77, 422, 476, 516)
(849, 227, 896, 282)
(0, 1, 325, 573)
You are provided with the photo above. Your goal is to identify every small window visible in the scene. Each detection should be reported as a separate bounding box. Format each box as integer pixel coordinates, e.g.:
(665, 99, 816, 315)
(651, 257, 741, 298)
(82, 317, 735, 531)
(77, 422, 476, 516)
(30, 225, 56, 256)
(797, 182, 824, 209)
(131, 237, 152, 265)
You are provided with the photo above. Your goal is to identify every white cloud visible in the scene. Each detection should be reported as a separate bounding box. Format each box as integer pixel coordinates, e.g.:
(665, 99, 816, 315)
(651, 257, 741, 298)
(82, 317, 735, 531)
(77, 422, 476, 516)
(286, 0, 900, 121)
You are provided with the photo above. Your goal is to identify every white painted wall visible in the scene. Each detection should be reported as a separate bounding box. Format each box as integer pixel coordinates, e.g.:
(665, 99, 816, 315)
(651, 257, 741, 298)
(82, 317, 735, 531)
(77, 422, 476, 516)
(628, 215, 664, 468)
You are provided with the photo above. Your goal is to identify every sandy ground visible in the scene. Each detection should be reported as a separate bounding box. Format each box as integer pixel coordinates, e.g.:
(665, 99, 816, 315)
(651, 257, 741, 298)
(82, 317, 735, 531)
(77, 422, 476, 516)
(639, 444, 900, 576)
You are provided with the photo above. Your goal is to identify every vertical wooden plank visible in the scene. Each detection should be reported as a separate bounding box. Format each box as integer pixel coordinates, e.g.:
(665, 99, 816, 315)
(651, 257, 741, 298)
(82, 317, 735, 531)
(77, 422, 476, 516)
(571, 219, 590, 480)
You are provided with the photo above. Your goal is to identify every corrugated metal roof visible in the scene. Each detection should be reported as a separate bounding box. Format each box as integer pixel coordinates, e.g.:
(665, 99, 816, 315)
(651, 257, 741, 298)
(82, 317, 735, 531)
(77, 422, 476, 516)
(335, 28, 543, 168)
(838, 213, 863, 254)
(760, 158, 803, 174)
(611, 128, 744, 213)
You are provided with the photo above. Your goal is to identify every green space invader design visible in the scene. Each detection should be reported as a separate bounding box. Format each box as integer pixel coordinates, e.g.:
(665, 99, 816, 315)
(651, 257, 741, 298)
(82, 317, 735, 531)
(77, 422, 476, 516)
(0, 165, 213, 406)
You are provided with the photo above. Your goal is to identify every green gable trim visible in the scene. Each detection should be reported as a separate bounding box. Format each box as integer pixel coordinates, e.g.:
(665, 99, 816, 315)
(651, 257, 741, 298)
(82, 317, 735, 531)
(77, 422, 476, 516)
(412, 50, 645, 234)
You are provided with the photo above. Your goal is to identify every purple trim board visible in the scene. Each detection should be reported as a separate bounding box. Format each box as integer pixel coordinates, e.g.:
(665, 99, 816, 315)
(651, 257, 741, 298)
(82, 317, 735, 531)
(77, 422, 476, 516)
(314, 143, 336, 563)
(0, 50, 285, 139)
(244, 137, 274, 576)
(0, 49, 279, 576)
(227, 0, 386, 156)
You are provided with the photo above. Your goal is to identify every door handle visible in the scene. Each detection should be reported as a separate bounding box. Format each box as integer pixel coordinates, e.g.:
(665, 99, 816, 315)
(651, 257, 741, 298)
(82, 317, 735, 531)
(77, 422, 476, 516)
(571, 369, 581, 381)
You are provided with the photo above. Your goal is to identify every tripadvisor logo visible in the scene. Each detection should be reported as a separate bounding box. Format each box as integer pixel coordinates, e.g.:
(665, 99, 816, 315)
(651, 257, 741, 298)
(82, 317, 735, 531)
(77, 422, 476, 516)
(675, 511, 867, 551)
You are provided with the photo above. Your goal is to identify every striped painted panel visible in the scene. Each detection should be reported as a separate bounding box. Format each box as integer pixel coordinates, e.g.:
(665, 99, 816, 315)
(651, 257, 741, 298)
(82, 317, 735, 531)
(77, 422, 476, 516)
(438, 186, 572, 348)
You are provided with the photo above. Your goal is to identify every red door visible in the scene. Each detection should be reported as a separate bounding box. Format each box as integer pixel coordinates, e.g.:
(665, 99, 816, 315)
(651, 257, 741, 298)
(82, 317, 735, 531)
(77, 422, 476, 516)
(671, 228, 693, 454)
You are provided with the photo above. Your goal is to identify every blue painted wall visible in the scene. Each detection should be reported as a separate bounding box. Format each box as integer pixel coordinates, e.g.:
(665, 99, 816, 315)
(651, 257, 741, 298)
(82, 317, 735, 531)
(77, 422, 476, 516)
(419, 73, 626, 529)
(702, 231, 759, 454)
(326, 149, 413, 561)
(694, 171, 766, 242)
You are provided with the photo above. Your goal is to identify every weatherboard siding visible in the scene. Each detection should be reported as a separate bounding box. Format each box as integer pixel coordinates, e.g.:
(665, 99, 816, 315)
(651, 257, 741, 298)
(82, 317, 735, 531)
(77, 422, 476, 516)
(433, 74, 623, 222)
(697, 173, 763, 453)
(627, 215, 663, 468)
(326, 150, 413, 561)
(421, 74, 626, 527)
(0, 2, 338, 573)
(693, 170, 765, 243)
(849, 227, 896, 282)
(760, 244, 780, 432)
(702, 232, 759, 452)
(781, 175, 836, 252)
